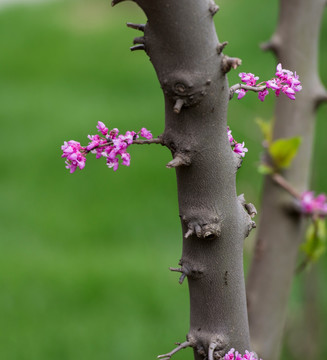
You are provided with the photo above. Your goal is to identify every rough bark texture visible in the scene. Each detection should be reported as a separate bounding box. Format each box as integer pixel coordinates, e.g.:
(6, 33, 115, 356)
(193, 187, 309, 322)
(116, 0, 253, 358)
(246, 1, 327, 359)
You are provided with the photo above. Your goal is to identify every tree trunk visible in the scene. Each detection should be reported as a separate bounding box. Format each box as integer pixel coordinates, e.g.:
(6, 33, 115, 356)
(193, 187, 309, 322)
(114, 0, 254, 357)
(246, 1, 327, 359)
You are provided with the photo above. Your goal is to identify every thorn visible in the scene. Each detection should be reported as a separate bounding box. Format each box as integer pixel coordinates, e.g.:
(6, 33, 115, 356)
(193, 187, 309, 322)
(130, 44, 145, 52)
(169, 267, 183, 273)
(157, 341, 191, 360)
(173, 99, 185, 114)
(251, 221, 257, 229)
(209, 2, 219, 15)
(111, 0, 125, 7)
(185, 229, 194, 239)
(245, 203, 257, 218)
(195, 224, 202, 238)
(166, 154, 191, 169)
(133, 36, 145, 45)
(179, 273, 186, 284)
(208, 343, 217, 360)
(126, 22, 145, 32)
(221, 55, 242, 73)
(260, 36, 280, 56)
(217, 41, 228, 55)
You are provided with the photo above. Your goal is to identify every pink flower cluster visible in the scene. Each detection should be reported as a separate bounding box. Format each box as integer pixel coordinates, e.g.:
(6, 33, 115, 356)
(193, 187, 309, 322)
(236, 63, 301, 101)
(228, 126, 248, 158)
(224, 348, 262, 360)
(300, 191, 327, 217)
(61, 121, 153, 173)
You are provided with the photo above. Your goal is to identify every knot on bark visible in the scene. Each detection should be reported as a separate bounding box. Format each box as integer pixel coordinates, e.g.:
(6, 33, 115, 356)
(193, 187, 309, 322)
(160, 72, 212, 114)
(221, 55, 242, 74)
(183, 215, 221, 240)
(166, 152, 192, 169)
(177, 259, 206, 281)
(209, 0, 219, 15)
(216, 41, 228, 55)
(238, 194, 257, 237)
(187, 332, 229, 360)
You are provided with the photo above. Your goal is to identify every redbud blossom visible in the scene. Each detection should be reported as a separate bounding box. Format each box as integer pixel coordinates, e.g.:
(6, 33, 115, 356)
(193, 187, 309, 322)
(236, 63, 301, 101)
(227, 127, 248, 158)
(224, 348, 262, 360)
(300, 191, 327, 217)
(62, 121, 154, 173)
(234, 142, 248, 157)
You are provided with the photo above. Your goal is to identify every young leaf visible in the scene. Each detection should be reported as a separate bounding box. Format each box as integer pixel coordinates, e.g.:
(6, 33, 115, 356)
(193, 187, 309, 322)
(301, 219, 326, 262)
(256, 118, 273, 145)
(258, 164, 274, 175)
(268, 136, 302, 169)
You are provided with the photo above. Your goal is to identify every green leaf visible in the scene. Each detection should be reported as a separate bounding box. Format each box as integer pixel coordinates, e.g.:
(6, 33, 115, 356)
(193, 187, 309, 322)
(268, 137, 302, 169)
(256, 118, 273, 145)
(301, 219, 326, 262)
(258, 164, 274, 175)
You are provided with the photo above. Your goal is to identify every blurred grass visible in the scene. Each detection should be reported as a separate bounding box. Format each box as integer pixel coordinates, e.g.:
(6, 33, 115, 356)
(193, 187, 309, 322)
(0, 0, 326, 359)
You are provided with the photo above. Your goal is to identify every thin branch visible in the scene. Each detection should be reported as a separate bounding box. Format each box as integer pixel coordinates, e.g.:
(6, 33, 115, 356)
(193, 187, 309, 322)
(132, 138, 163, 145)
(178, 273, 186, 284)
(229, 83, 266, 100)
(169, 267, 187, 284)
(96, 137, 162, 149)
(126, 22, 145, 32)
(157, 341, 191, 360)
(208, 342, 217, 360)
(271, 173, 301, 199)
(221, 55, 242, 74)
(169, 267, 183, 273)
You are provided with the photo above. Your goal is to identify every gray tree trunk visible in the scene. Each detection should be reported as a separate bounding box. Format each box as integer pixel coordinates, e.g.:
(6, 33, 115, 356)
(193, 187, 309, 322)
(246, 1, 327, 359)
(114, 0, 254, 358)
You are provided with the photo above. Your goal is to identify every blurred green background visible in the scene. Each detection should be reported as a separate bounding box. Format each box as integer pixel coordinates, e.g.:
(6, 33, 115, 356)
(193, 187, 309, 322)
(0, 0, 326, 359)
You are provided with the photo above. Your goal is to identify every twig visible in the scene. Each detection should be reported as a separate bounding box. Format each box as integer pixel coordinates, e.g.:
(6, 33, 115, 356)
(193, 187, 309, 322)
(271, 173, 301, 199)
(157, 341, 191, 360)
(169, 267, 187, 284)
(229, 83, 267, 100)
(208, 342, 217, 360)
(96, 137, 162, 149)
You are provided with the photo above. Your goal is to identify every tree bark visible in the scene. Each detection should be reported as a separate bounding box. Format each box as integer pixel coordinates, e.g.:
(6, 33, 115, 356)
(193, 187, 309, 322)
(246, 1, 327, 359)
(115, 0, 254, 358)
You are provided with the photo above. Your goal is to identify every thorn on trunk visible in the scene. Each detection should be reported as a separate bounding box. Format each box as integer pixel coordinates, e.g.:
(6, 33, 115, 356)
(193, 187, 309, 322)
(130, 44, 145, 52)
(173, 99, 185, 114)
(209, 1, 219, 15)
(221, 55, 242, 74)
(126, 22, 145, 32)
(166, 154, 191, 169)
(185, 229, 194, 239)
(217, 41, 228, 55)
(133, 36, 145, 45)
(208, 343, 217, 360)
(245, 203, 257, 218)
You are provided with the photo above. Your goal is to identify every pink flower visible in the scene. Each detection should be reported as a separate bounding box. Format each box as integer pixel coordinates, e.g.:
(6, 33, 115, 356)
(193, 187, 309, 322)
(227, 126, 234, 144)
(61, 140, 87, 173)
(300, 191, 327, 216)
(224, 349, 262, 360)
(97, 121, 108, 136)
(140, 127, 153, 139)
(234, 142, 248, 157)
(236, 88, 247, 99)
(62, 122, 156, 173)
(239, 72, 259, 86)
(121, 152, 131, 166)
(258, 88, 269, 102)
(107, 157, 119, 171)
